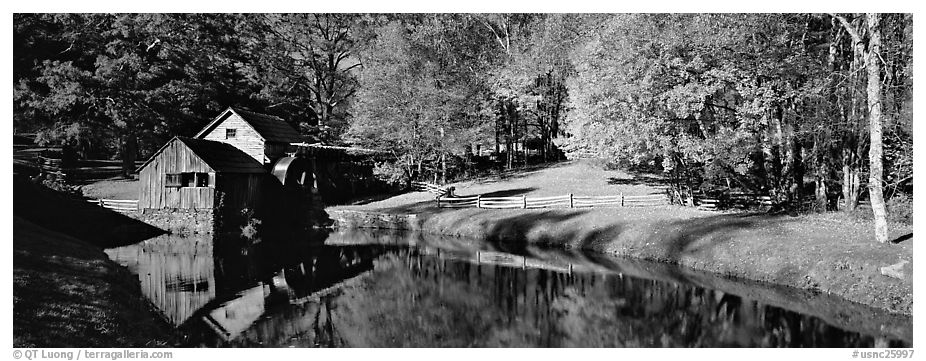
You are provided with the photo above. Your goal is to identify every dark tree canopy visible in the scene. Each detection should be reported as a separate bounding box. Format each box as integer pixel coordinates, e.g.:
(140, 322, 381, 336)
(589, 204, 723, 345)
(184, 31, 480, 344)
(14, 13, 912, 238)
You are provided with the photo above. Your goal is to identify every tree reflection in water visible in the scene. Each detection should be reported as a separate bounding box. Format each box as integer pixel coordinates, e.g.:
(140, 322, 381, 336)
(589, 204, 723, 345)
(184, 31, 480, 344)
(105, 234, 910, 348)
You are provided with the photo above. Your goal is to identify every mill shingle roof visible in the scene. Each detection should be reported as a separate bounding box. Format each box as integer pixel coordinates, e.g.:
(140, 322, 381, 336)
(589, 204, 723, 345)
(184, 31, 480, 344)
(136, 137, 266, 174)
(177, 137, 266, 173)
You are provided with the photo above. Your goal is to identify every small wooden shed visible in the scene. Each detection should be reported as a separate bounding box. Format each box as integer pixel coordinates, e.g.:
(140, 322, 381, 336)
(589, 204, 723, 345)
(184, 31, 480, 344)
(136, 136, 267, 211)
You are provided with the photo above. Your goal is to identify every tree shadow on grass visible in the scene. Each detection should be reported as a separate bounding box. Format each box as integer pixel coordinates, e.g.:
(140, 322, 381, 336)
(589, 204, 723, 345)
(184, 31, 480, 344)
(480, 210, 589, 255)
(466, 187, 536, 198)
(342, 190, 409, 206)
(891, 233, 912, 244)
(467, 161, 570, 186)
(658, 214, 761, 260)
(606, 174, 669, 187)
(475, 208, 769, 267)
(13, 176, 165, 248)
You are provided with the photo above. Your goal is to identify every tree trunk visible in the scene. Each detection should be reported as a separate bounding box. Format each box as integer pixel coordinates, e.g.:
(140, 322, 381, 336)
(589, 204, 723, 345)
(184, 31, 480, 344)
(549, 78, 563, 161)
(815, 169, 829, 211)
(439, 126, 446, 184)
(121, 130, 137, 178)
(866, 13, 889, 243)
(787, 132, 804, 203)
(416, 159, 423, 181)
(540, 132, 547, 162)
(761, 112, 780, 197)
(506, 101, 515, 169)
(812, 140, 829, 211)
(841, 147, 861, 211)
(769, 106, 786, 200)
(682, 159, 695, 206)
(522, 114, 528, 167)
(494, 107, 501, 156)
(440, 152, 447, 185)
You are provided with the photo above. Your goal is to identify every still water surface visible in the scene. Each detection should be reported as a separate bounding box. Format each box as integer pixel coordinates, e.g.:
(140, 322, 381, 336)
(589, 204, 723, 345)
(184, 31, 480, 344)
(104, 229, 911, 347)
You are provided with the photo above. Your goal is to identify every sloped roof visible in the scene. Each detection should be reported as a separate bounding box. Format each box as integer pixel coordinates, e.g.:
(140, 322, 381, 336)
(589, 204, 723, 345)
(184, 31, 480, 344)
(137, 137, 266, 174)
(301, 143, 387, 155)
(178, 137, 266, 173)
(194, 107, 305, 143)
(291, 142, 393, 160)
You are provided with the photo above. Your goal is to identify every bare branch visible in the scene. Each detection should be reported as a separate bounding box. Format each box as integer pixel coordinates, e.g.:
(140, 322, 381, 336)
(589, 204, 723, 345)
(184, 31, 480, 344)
(341, 63, 362, 73)
(145, 38, 161, 52)
(832, 13, 863, 44)
(481, 19, 508, 53)
(57, 41, 76, 56)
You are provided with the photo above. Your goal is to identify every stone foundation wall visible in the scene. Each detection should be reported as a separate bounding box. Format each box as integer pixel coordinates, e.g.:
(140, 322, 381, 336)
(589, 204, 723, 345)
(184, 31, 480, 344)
(135, 208, 215, 235)
(328, 210, 419, 231)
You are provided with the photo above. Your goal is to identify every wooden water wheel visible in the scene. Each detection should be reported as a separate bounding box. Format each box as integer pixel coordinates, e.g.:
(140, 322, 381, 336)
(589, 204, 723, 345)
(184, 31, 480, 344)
(271, 156, 312, 189)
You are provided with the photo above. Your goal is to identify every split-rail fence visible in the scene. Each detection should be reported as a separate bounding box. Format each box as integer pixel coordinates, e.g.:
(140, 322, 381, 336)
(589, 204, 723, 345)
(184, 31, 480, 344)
(436, 193, 668, 209)
(86, 198, 138, 213)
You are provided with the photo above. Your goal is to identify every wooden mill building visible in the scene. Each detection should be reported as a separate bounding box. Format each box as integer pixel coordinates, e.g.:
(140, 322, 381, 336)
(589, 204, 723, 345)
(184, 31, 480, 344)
(137, 108, 308, 213)
(136, 107, 388, 232)
(136, 136, 267, 211)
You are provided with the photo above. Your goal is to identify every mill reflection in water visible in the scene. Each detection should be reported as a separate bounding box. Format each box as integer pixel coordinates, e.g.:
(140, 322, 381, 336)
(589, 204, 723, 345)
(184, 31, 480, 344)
(104, 230, 911, 348)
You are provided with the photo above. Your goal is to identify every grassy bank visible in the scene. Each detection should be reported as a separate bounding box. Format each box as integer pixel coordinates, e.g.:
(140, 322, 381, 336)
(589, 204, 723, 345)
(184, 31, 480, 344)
(80, 177, 139, 200)
(14, 176, 163, 247)
(13, 217, 175, 347)
(330, 160, 913, 315)
(13, 176, 173, 347)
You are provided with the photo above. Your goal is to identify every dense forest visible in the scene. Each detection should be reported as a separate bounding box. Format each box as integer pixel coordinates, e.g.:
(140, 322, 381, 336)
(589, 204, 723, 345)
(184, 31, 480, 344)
(13, 14, 912, 242)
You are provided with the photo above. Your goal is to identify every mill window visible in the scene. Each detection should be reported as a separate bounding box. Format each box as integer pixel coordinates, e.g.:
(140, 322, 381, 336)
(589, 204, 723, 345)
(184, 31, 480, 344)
(194, 172, 209, 187)
(165, 173, 182, 187)
(166, 172, 210, 188)
(226, 128, 237, 139)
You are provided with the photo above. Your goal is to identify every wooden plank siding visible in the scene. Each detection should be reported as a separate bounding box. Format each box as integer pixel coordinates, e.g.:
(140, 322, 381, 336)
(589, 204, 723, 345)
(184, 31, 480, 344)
(214, 173, 268, 213)
(264, 142, 297, 165)
(138, 139, 217, 210)
(201, 112, 267, 164)
(104, 238, 216, 325)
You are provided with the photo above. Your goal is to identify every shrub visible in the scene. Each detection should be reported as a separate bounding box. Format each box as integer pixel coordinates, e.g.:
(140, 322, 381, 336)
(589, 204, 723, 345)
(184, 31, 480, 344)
(373, 161, 409, 187)
(887, 193, 913, 225)
(239, 208, 261, 241)
(32, 173, 81, 197)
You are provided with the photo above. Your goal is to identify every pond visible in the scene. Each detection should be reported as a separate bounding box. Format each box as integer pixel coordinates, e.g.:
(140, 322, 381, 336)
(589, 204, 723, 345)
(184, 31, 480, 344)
(104, 228, 912, 348)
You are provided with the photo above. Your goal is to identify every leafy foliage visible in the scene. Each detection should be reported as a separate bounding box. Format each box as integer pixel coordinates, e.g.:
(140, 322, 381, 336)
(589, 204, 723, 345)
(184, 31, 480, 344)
(14, 13, 912, 228)
(561, 13, 912, 215)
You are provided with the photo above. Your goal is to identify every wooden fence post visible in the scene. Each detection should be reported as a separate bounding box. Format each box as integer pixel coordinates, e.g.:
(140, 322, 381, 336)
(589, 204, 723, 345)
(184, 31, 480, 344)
(437, 196, 442, 209)
(620, 192, 624, 207)
(522, 195, 527, 209)
(99, 199, 104, 207)
(476, 195, 482, 209)
(569, 193, 574, 208)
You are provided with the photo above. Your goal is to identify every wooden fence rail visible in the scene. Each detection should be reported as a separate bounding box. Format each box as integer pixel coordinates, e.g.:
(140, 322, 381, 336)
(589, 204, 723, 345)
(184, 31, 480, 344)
(838, 199, 872, 209)
(437, 193, 669, 209)
(411, 181, 455, 198)
(693, 192, 788, 211)
(86, 198, 138, 212)
(13, 149, 147, 181)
